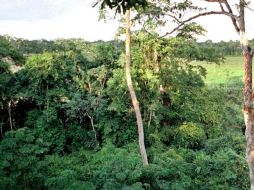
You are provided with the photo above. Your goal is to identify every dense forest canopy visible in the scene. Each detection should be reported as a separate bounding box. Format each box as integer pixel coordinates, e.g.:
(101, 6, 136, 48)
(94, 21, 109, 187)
(0, 30, 249, 189)
(2, 0, 254, 189)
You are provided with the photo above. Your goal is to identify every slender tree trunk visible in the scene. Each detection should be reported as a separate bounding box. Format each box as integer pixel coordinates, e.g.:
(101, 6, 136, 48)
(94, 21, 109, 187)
(125, 9, 148, 165)
(88, 114, 97, 143)
(8, 101, 13, 130)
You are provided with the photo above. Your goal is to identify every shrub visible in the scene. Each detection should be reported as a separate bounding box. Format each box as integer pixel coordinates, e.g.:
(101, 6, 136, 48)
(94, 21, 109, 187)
(0, 128, 49, 190)
(173, 122, 205, 149)
(204, 130, 245, 155)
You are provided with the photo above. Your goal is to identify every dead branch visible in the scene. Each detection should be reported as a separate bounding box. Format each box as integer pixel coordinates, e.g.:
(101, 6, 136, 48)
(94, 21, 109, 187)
(161, 10, 237, 37)
(223, 0, 240, 33)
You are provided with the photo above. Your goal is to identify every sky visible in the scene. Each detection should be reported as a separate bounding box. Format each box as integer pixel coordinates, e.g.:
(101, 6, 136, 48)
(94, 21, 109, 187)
(0, 0, 253, 42)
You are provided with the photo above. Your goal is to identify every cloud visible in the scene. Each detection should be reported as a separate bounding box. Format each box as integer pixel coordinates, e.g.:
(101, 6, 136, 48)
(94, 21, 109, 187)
(0, 0, 119, 41)
(0, 0, 77, 21)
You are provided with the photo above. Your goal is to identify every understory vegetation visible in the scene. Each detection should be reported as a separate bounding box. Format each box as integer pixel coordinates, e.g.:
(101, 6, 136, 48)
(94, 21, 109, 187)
(0, 35, 249, 189)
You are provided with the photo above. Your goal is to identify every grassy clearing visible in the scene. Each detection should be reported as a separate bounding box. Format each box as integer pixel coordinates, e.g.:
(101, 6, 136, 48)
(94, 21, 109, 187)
(192, 56, 244, 85)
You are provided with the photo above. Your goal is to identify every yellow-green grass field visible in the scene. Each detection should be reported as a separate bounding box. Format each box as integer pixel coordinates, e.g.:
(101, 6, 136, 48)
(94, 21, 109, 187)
(192, 56, 244, 85)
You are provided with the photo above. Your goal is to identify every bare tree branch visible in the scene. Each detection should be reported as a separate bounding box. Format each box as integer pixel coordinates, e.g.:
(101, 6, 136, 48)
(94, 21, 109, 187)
(219, 2, 225, 12)
(164, 13, 182, 23)
(239, 0, 245, 32)
(203, 0, 225, 2)
(223, 0, 240, 33)
(161, 10, 237, 38)
(92, 0, 102, 7)
(246, 6, 254, 12)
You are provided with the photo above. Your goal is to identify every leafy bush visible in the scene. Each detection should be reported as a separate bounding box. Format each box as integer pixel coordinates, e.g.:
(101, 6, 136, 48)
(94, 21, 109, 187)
(204, 130, 246, 155)
(193, 149, 249, 190)
(43, 151, 95, 190)
(173, 122, 206, 149)
(0, 128, 49, 190)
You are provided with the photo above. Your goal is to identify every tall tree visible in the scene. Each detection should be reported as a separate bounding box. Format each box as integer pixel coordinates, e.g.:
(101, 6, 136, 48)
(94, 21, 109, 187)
(141, 0, 254, 187)
(181, 1, 254, 188)
(95, 0, 149, 165)
(125, 9, 148, 165)
(234, 2, 254, 188)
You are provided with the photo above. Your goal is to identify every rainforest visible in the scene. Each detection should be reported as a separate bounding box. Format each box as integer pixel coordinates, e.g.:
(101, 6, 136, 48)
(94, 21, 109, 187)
(1, 0, 254, 189)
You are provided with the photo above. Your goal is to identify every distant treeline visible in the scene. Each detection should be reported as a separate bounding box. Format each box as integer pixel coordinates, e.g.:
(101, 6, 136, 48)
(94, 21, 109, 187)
(1, 35, 252, 57)
(199, 39, 254, 56)
(1, 35, 123, 57)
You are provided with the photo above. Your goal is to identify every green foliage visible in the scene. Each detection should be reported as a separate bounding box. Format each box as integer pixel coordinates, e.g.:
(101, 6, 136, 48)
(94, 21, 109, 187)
(0, 61, 11, 104)
(0, 60, 9, 74)
(0, 128, 49, 190)
(145, 146, 248, 190)
(173, 122, 205, 149)
(193, 149, 249, 190)
(43, 152, 95, 190)
(204, 130, 246, 155)
(0, 34, 249, 190)
(98, 0, 147, 14)
(0, 134, 249, 189)
(199, 40, 242, 56)
(177, 22, 206, 40)
(0, 36, 24, 64)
